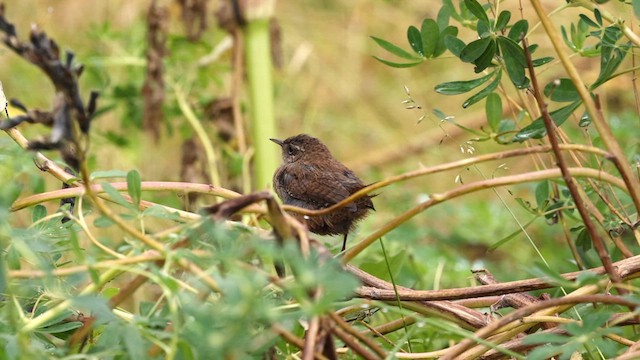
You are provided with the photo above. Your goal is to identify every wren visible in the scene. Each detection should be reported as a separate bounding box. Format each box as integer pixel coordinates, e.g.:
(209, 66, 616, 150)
(271, 134, 374, 251)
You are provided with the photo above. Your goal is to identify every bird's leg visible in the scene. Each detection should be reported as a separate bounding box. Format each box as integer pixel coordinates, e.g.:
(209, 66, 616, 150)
(341, 232, 348, 251)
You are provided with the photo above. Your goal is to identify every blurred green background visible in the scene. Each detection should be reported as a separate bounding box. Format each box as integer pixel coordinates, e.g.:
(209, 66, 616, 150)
(1, 0, 637, 290)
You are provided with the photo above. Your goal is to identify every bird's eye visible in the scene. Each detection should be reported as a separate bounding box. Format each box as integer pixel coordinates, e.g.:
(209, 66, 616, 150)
(287, 145, 300, 156)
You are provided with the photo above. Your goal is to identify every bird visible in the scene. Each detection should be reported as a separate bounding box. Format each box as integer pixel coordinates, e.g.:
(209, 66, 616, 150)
(270, 134, 374, 251)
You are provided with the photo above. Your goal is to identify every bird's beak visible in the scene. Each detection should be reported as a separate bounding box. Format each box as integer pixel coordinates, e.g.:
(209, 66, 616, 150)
(270, 138, 283, 147)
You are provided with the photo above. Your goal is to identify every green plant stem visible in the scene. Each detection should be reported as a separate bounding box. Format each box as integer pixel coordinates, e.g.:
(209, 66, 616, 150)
(4, 128, 76, 183)
(342, 167, 626, 264)
(174, 86, 221, 189)
(11, 181, 252, 213)
(379, 238, 412, 353)
(244, 18, 278, 190)
(570, 0, 640, 48)
(531, 0, 640, 214)
(76, 162, 221, 293)
(20, 266, 124, 333)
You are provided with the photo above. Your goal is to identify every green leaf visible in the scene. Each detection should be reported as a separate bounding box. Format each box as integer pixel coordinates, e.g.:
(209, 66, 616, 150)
(90, 170, 128, 180)
(535, 180, 549, 209)
(488, 216, 538, 250)
(370, 36, 419, 60)
(508, 19, 528, 41)
(372, 56, 423, 68)
(512, 100, 582, 142)
(420, 19, 439, 58)
(576, 19, 591, 50)
(143, 205, 182, 220)
(407, 25, 424, 56)
(463, 70, 502, 108)
(464, 0, 489, 23)
(437, 5, 451, 29)
(40, 321, 83, 334)
(445, 34, 466, 57)
(544, 201, 564, 220)
(32, 205, 47, 223)
(497, 36, 527, 88)
(94, 216, 115, 228)
(543, 78, 580, 102)
(442, 0, 462, 22)
(434, 71, 495, 95)
(592, 46, 628, 89)
(477, 20, 490, 37)
(578, 14, 598, 28)
(494, 10, 511, 32)
(576, 228, 598, 268)
(497, 118, 516, 133)
(634, 0, 640, 19)
(460, 37, 492, 63)
(523, 332, 570, 345)
(594, 8, 603, 26)
(101, 182, 134, 210)
(529, 262, 576, 288)
(473, 39, 496, 73)
(532, 56, 553, 67)
(566, 311, 611, 334)
(435, 26, 458, 57)
(485, 93, 502, 132)
(126, 170, 142, 207)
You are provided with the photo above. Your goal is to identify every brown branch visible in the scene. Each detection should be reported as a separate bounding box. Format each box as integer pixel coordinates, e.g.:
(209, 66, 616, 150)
(530, 0, 640, 219)
(347, 265, 488, 330)
(288, 144, 612, 218)
(361, 316, 416, 338)
(343, 167, 626, 264)
(331, 325, 380, 360)
(328, 312, 387, 358)
(303, 317, 321, 360)
(0, 3, 98, 159)
(271, 324, 331, 360)
(441, 294, 638, 360)
(522, 37, 622, 290)
(11, 181, 249, 212)
(353, 253, 640, 302)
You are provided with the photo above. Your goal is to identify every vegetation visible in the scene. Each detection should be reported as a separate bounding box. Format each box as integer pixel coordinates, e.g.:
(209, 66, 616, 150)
(1, 0, 640, 359)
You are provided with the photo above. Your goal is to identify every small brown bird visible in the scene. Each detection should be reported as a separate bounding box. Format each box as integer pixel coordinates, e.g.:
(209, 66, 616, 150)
(271, 134, 374, 251)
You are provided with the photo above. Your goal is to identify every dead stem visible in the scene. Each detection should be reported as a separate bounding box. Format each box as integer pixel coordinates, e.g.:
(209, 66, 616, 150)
(522, 37, 623, 291)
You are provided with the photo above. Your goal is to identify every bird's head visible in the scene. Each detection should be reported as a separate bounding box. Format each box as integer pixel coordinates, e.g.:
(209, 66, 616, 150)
(270, 134, 331, 163)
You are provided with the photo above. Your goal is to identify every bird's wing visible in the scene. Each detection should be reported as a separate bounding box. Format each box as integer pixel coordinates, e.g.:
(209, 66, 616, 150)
(277, 166, 356, 211)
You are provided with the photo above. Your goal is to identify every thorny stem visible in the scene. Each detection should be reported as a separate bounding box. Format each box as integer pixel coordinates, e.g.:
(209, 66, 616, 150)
(522, 38, 623, 290)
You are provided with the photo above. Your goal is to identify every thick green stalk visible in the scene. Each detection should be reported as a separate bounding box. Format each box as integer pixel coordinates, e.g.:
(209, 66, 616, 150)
(244, 18, 278, 190)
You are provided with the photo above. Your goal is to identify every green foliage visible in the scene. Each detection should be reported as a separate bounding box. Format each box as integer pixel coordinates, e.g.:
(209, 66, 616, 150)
(2, 0, 640, 358)
(524, 308, 624, 360)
